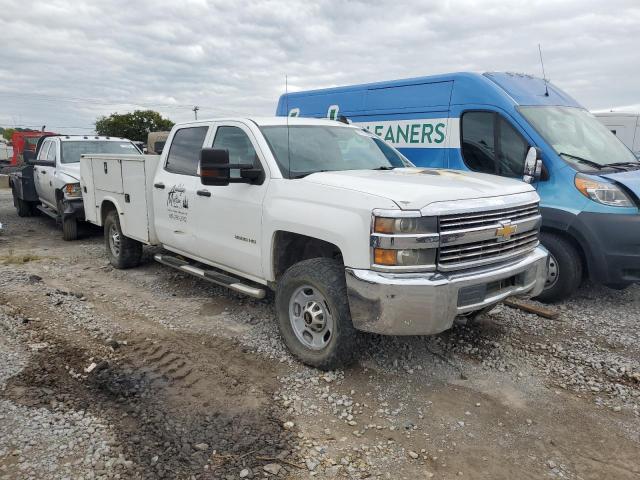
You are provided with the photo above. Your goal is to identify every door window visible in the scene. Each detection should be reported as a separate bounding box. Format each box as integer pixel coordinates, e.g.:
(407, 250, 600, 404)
(38, 141, 51, 160)
(212, 126, 259, 178)
(45, 141, 57, 162)
(165, 126, 208, 176)
(461, 111, 529, 178)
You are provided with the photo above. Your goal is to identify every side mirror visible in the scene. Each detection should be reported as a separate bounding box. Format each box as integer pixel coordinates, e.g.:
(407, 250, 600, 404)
(200, 148, 231, 186)
(523, 147, 543, 184)
(23, 150, 36, 164)
(199, 148, 263, 186)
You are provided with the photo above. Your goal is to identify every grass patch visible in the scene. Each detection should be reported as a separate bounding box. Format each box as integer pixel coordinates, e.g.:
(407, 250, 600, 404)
(0, 251, 43, 265)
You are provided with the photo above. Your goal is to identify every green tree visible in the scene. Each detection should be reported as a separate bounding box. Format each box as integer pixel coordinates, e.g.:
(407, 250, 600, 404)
(2, 128, 16, 141)
(95, 110, 174, 143)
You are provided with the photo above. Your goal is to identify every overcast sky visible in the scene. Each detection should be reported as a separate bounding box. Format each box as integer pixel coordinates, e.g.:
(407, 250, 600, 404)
(0, 0, 638, 134)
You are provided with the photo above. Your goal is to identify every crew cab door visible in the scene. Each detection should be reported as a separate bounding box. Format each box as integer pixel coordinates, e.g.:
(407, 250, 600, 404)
(191, 122, 268, 280)
(37, 139, 58, 208)
(152, 124, 210, 253)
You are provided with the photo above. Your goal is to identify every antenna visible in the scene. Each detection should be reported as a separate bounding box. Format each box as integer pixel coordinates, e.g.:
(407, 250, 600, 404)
(285, 75, 291, 179)
(538, 44, 549, 97)
(192, 105, 199, 120)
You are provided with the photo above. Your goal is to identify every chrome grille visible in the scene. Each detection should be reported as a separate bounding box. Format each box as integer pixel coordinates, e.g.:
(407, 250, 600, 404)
(438, 202, 540, 271)
(439, 202, 540, 232)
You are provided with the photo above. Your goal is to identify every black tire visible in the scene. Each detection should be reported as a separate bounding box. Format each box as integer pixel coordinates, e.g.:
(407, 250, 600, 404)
(275, 258, 358, 370)
(57, 199, 78, 241)
(16, 197, 33, 217)
(535, 232, 582, 303)
(104, 210, 142, 269)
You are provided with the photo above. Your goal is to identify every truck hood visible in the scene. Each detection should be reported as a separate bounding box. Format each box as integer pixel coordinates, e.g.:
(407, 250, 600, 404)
(600, 169, 640, 200)
(58, 163, 80, 182)
(301, 168, 535, 210)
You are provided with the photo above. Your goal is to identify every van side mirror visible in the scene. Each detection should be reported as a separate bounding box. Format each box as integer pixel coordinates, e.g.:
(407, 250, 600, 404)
(199, 148, 263, 186)
(523, 147, 543, 183)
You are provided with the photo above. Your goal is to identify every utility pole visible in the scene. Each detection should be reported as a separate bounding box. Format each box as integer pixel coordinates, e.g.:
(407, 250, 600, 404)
(192, 106, 199, 120)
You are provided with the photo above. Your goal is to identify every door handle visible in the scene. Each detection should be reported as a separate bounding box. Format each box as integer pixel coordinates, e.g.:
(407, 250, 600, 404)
(154, 182, 165, 189)
(197, 189, 211, 197)
(40, 170, 47, 174)
(103, 162, 108, 174)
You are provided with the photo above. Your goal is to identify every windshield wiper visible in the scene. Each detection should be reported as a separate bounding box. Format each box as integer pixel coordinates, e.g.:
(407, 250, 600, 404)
(607, 161, 640, 169)
(371, 166, 396, 170)
(558, 152, 624, 171)
(290, 169, 331, 179)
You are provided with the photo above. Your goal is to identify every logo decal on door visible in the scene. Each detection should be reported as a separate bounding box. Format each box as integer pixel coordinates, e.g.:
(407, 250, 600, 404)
(167, 184, 188, 222)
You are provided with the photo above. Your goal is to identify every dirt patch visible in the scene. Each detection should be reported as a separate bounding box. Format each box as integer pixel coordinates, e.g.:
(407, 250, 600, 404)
(2, 317, 296, 479)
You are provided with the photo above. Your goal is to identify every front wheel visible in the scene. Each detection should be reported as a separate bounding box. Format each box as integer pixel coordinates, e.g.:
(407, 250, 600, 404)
(534, 232, 582, 303)
(104, 210, 142, 269)
(57, 199, 78, 241)
(275, 258, 358, 370)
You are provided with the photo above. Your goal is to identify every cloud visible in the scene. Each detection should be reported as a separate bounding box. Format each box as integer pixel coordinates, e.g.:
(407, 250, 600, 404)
(0, 0, 638, 133)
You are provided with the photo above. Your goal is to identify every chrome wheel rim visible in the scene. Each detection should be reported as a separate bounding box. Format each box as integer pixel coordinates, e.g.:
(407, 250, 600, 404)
(289, 285, 334, 350)
(545, 252, 559, 289)
(108, 223, 121, 257)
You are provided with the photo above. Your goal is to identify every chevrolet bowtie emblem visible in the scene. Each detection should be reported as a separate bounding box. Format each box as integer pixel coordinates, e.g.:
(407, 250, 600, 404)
(495, 222, 517, 241)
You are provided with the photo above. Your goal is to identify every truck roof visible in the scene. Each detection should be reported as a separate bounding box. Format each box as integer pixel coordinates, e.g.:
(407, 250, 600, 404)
(52, 135, 132, 142)
(175, 117, 356, 128)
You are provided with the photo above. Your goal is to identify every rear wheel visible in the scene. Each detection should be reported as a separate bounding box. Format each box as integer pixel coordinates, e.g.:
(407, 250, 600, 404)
(16, 198, 34, 217)
(535, 232, 582, 303)
(104, 210, 142, 269)
(13, 186, 34, 217)
(275, 258, 358, 370)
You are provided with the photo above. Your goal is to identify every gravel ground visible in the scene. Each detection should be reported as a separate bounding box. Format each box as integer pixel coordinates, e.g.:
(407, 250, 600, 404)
(0, 188, 639, 479)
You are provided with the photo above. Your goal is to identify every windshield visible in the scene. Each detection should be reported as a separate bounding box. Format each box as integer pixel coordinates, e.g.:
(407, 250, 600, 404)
(61, 141, 138, 164)
(260, 125, 413, 178)
(519, 106, 638, 169)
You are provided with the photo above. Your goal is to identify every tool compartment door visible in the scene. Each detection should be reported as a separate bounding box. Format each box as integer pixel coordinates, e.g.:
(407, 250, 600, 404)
(121, 160, 149, 243)
(80, 157, 98, 223)
(92, 158, 123, 193)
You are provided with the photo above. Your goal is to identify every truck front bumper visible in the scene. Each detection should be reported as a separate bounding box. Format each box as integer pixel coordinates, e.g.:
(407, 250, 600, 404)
(345, 246, 548, 336)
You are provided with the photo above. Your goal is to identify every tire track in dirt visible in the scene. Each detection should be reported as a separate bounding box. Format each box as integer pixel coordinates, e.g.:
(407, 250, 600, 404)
(0, 286, 300, 479)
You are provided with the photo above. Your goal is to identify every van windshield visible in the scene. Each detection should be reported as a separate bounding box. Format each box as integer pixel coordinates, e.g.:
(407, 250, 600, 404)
(519, 106, 638, 169)
(260, 125, 413, 178)
(61, 141, 138, 164)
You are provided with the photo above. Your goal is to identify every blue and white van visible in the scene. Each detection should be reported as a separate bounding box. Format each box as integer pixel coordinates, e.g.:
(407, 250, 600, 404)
(276, 72, 640, 301)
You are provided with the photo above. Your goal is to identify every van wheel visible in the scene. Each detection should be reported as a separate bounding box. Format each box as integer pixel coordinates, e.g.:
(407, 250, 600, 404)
(57, 199, 78, 241)
(104, 210, 142, 269)
(535, 232, 582, 303)
(276, 258, 358, 370)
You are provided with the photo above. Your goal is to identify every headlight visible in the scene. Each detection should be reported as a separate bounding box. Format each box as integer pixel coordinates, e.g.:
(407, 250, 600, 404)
(574, 174, 634, 207)
(371, 210, 438, 270)
(373, 215, 437, 234)
(64, 183, 82, 198)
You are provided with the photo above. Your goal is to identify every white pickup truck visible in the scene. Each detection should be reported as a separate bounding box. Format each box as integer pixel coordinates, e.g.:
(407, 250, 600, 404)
(9, 135, 139, 240)
(80, 117, 548, 368)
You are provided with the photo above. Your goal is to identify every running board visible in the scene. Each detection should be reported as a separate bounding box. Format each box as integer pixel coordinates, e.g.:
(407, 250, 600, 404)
(153, 253, 266, 299)
(36, 205, 59, 220)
